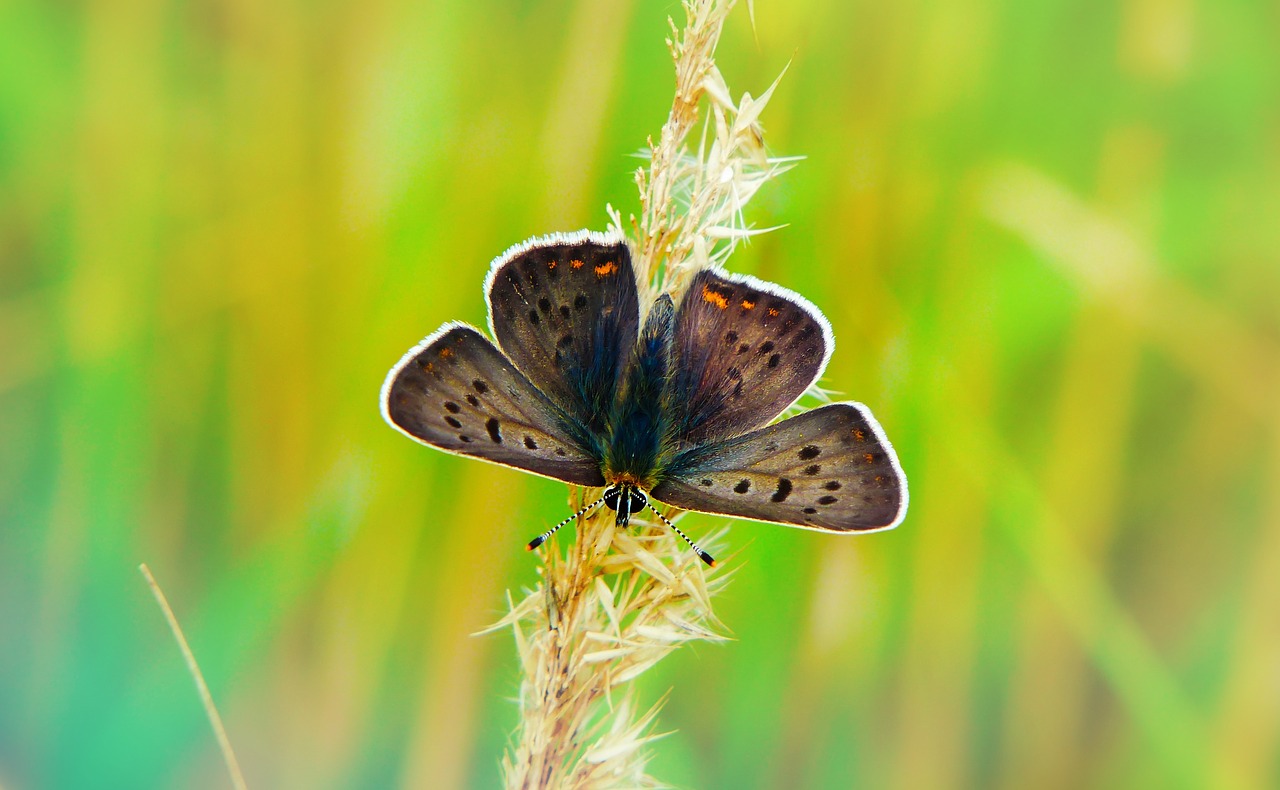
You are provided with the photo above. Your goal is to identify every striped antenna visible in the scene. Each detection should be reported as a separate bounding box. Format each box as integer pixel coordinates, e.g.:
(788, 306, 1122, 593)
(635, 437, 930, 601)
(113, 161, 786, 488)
(526, 494, 608, 551)
(646, 502, 716, 567)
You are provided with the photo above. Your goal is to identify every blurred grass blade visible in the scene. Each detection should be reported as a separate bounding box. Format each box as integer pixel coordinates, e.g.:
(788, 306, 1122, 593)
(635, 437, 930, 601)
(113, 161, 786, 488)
(140, 564, 248, 790)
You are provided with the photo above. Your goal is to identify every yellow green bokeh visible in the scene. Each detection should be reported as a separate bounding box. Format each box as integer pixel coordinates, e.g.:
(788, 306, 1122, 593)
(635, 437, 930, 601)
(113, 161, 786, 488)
(2, 0, 1277, 787)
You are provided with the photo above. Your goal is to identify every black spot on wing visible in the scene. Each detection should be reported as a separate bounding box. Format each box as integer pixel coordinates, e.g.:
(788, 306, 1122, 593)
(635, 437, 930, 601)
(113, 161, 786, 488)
(486, 418, 502, 443)
(799, 445, 821, 460)
(771, 478, 792, 502)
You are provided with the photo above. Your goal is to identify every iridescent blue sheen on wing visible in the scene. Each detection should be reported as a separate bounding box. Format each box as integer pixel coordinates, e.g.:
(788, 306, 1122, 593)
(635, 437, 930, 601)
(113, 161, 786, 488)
(486, 233, 640, 453)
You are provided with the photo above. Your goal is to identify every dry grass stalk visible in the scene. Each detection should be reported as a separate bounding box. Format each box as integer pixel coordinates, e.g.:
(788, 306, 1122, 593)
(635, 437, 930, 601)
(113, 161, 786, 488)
(488, 509, 733, 789)
(496, 0, 795, 786)
(139, 563, 249, 790)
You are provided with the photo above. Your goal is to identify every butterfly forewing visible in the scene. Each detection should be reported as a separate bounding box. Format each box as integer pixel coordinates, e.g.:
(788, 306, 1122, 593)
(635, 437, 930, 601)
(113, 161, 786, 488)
(668, 269, 832, 446)
(650, 403, 907, 532)
(486, 232, 640, 436)
(381, 323, 606, 486)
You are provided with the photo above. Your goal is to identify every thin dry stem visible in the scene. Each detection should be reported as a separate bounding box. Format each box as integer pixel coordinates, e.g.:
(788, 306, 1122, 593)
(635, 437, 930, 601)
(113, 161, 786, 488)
(500, 0, 794, 786)
(140, 563, 249, 790)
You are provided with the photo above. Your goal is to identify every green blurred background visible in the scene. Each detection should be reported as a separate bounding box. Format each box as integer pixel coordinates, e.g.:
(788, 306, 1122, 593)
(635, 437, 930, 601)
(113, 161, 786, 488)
(3, 0, 1278, 787)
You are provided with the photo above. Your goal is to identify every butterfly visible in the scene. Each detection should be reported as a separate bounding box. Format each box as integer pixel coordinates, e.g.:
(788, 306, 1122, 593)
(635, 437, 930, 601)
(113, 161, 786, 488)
(380, 231, 908, 566)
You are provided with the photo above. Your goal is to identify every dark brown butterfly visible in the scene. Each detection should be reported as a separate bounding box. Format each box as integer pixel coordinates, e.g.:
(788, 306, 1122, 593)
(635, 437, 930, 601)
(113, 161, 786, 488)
(381, 231, 908, 564)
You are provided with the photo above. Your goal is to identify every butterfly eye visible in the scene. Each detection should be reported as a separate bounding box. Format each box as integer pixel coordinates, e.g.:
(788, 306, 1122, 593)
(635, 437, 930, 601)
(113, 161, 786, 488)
(603, 485, 622, 511)
(628, 489, 648, 512)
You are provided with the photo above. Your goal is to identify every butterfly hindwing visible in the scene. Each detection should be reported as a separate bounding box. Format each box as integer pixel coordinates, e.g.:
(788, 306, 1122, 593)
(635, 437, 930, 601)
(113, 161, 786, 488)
(381, 323, 606, 486)
(486, 232, 640, 438)
(668, 269, 832, 446)
(650, 402, 907, 532)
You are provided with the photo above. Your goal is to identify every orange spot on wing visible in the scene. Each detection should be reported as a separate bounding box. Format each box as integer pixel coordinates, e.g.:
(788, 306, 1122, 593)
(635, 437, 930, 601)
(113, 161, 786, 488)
(439, 347, 453, 359)
(767, 308, 780, 317)
(594, 261, 617, 277)
(741, 299, 755, 310)
(547, 260, 557, 269)
(853, 428, 866, 441)
(570, 259, 585, 269)
(702, 285, 729, 310)
(864, 453, 875, 463)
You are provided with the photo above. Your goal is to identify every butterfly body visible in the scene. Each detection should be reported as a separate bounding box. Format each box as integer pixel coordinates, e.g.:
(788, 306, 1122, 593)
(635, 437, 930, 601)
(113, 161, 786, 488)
(603, 293, 678, 488)
(382, 231, 908, 555)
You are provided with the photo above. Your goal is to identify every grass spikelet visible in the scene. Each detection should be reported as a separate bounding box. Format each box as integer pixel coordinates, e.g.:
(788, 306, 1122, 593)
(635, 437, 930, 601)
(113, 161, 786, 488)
(498, 0, 789, 786)
(612, 0, 798, 300)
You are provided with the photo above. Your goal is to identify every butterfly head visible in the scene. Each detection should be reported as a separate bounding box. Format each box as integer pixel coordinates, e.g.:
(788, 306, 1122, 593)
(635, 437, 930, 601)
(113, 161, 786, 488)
(602, 482, 648, 527)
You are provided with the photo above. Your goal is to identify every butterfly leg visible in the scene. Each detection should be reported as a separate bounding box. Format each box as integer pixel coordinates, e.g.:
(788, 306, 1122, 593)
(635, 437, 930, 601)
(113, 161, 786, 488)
(526, 493, 608, 551)
(645, 503, 716, 567)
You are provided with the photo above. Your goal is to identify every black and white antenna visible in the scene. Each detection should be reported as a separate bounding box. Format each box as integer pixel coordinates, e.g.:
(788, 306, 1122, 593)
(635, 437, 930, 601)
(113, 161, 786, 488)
(646, 502, 716, 567)
(525, 494, 608, 551)
(526, 488, 716, 568)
